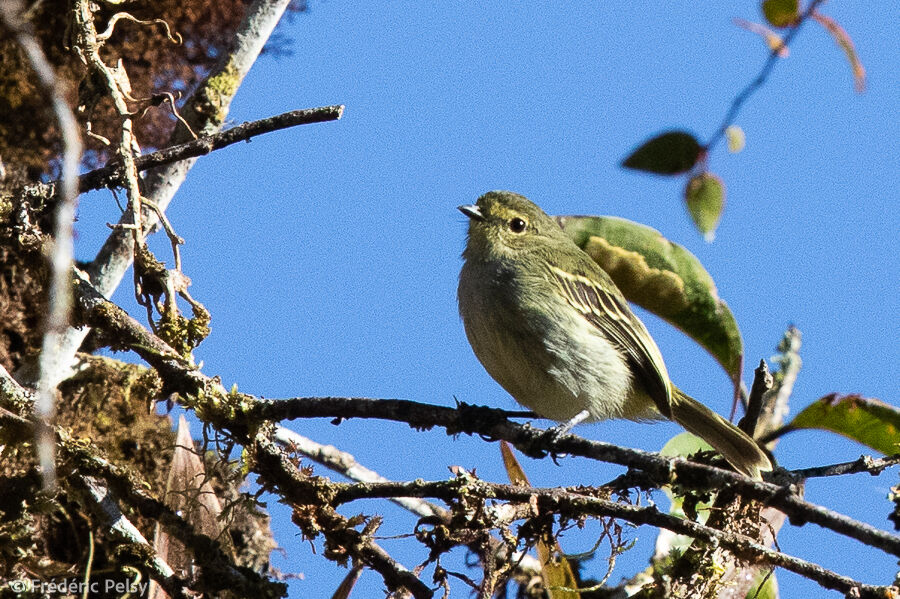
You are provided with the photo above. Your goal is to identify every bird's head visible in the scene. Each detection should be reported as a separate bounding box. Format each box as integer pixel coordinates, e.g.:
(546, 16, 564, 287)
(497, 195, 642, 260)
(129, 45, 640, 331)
(459, 191, 562, 261)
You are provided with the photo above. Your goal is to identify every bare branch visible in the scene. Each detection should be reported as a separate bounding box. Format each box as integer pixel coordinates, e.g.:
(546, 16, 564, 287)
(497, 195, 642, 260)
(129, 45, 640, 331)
(85, 0, 297, 290)
(19, 105, 344, 200)
(95, 12, 181, 43)
(274, 425, 444, 520)
(274, 425, 545, 585)
(71, 0, 148, 268)
(64, 436, 286, 598)
(71, 269, 205, 395)
(68, 273, 900, 589)
(793, 455, 900, 480)
(73, 105, 344, 193)
(2, 362, 283, 596)
(70, 474, 186, 597)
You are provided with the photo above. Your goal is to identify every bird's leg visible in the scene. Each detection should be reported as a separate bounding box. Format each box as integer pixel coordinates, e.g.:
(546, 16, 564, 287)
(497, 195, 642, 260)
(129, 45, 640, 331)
(546, 409, 590, 440)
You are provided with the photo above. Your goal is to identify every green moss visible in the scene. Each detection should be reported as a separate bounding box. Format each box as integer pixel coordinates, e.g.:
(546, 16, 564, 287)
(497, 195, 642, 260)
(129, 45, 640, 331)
(190, 60, 242, 130)
(155, 298, 211, 361)
(0, 196, 13, 221)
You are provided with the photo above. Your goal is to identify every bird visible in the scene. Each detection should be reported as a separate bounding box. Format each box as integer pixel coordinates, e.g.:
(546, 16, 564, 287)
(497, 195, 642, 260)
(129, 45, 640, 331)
(457, 190, 772, 479)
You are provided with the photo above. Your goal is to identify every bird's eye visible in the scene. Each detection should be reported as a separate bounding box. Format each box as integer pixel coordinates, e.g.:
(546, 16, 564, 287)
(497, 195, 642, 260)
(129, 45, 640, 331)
(508, 218, 527, 233)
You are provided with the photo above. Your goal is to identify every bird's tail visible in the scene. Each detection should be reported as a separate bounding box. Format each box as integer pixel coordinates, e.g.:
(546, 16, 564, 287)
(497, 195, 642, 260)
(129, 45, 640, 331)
(670, 388, 773, 480)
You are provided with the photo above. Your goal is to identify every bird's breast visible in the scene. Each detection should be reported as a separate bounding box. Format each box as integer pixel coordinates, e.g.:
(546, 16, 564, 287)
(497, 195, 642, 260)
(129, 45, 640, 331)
(459, 260, 651, 422)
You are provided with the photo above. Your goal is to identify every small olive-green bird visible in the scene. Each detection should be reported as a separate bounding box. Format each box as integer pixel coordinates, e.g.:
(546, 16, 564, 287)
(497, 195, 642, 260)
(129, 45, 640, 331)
(457, 190, 772, 479)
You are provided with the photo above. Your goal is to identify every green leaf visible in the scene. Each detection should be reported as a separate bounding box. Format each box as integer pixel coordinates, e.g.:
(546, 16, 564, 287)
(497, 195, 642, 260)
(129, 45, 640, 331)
(784, 394, 900, 455)
(746, 571, 780, 599)
(556, 215, 743, 383)
(761, 0, 798, 28)
(684, 172, 725, 242)
(654, 433, 716, 557)
(660, 431, 714, 459)
(621, 130, 703, 175)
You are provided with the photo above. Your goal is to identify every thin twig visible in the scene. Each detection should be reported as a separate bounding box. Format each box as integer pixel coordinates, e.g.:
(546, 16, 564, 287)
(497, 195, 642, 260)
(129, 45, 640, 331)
(19, 106, 343, 227)
(96, 12, 181, 43)
(72, 0, 151, 337)
(70, 105, 344, 193)
(274, 425, 444, 519)
(0, 0, 84, 490)
(142, 199, 184, 271)
(792, 455, 900, 480)
(706, 0, 828, 153)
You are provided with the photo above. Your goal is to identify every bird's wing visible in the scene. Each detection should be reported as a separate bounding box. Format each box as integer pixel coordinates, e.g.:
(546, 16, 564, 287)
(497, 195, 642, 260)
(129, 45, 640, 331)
(548, 265, 673, 416)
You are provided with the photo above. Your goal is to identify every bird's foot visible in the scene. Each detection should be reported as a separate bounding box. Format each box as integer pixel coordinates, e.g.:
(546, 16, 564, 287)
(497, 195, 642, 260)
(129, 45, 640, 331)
(521, 410, 590, 460)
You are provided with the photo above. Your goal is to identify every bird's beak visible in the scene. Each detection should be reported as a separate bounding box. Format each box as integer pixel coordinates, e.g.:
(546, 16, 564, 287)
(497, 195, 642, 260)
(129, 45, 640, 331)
(458, 204, 484, 221)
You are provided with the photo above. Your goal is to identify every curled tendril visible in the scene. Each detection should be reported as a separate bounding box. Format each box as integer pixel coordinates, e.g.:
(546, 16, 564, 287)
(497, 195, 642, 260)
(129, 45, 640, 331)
(96, 12, 182, 44)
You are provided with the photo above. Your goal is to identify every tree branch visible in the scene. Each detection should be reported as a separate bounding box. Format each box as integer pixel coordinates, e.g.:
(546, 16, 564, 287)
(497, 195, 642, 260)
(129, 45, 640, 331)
(329, 478, 893, 598)
(71, 269, 205, 396)
(69, 474, 187, 598)
(68, 274, 900, 591)
(254, 435, 435, 599)
(251, 396, 900, 558)
(273, 425, 545, 586)
(55, 105, 341, 193)
(1, 363, 281, 596)
(792, 454, 900, 480)
(274, 425, 444, 520)
(64, 437, 286, 598)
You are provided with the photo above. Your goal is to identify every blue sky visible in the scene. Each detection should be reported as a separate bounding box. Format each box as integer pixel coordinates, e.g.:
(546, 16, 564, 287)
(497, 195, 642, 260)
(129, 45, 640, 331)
(76, 2, 898, 597)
